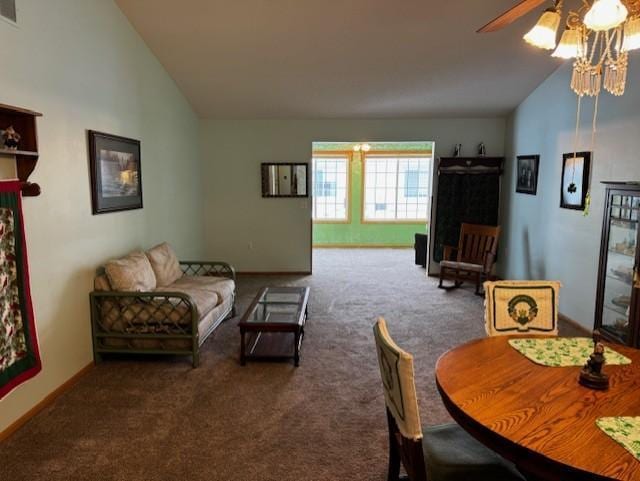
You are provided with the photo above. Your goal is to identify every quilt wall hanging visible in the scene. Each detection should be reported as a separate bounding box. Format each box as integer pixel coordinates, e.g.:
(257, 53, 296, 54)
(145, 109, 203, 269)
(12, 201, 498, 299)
(0, 181, 40, 399)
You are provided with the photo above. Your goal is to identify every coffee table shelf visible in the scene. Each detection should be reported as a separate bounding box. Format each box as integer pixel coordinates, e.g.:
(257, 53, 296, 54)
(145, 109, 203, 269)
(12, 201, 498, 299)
(239, 286, 309, 366)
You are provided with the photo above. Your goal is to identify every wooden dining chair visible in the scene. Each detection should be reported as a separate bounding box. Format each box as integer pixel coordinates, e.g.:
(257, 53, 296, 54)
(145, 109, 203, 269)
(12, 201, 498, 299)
(438, 223, 500, 295)
(372, 317, 526, 481)
(484, 280, 561, 336)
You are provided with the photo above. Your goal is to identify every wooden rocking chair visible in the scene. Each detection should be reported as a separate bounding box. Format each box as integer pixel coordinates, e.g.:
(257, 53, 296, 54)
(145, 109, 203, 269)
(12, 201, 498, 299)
(438, 223, 500, 296)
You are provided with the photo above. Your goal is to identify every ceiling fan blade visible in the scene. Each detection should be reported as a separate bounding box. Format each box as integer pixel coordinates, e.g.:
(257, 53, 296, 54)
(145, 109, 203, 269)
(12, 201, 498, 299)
(477, 0, 548, 33)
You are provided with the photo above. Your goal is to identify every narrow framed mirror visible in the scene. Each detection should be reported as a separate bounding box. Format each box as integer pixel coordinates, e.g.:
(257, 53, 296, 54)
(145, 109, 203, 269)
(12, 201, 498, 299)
(261, 163, 308, 197)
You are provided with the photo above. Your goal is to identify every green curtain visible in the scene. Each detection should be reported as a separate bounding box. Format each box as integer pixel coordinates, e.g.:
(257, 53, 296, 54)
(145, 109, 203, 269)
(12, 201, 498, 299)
(433, 173, 500, 262)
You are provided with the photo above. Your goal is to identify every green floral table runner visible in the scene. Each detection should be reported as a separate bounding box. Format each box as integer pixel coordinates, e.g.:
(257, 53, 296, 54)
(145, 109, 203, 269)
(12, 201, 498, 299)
(508, 337, 631, 367)
(597, 417, 640, 460)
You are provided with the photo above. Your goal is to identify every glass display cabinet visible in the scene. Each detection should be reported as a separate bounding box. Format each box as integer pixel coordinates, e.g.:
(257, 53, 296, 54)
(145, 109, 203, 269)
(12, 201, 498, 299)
(595, 182, 640, 346)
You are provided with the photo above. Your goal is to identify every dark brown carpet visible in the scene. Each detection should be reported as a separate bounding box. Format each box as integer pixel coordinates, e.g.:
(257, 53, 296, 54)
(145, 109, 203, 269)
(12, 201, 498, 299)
(1, 249, 584, 481)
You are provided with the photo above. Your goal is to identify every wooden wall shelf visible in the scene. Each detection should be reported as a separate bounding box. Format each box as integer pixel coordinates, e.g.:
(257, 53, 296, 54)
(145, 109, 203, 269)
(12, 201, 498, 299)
(0, 103, 42, 197)
(0, 149, 38, 157)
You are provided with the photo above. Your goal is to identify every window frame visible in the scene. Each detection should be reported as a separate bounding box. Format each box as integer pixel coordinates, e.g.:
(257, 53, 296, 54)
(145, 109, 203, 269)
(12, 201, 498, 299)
(361, 151, 433, 224)
(311, 151, 352, 224)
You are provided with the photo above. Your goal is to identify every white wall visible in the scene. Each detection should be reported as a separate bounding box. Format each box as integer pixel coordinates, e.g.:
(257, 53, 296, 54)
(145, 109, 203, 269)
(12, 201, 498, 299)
(201, 118, 505, 272)
(0, 0, 204, 432)
(501, 62, 640, 329)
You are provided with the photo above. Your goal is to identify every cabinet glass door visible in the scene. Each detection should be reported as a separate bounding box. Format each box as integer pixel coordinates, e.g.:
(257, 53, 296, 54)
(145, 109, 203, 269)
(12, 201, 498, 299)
(601, 193, 639, 343)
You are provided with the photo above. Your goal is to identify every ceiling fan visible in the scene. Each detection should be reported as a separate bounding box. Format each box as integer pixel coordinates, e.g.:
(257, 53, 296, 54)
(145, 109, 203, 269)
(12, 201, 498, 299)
(476, 0, 640, 97)
(477, 0, 548, 33)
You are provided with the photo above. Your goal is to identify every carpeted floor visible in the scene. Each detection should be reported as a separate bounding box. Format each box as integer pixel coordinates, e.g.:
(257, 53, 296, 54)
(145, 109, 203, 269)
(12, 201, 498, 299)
(1, 249, 584, 481)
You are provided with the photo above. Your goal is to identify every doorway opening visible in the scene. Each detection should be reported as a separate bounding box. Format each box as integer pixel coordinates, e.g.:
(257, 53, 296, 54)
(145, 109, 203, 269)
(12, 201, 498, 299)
(311, 141, 434, 263)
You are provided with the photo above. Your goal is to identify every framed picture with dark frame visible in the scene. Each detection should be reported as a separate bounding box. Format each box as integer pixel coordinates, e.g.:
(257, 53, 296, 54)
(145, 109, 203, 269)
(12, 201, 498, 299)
(88, 130, 143, 214)
(516, 154, 540, 195)
(560, 151, 591, 210)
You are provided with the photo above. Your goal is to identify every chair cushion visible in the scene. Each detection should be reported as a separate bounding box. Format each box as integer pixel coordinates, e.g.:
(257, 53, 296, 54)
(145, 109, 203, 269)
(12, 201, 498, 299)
(146, 242, 183, 287)
(105, 250, 157, 292)
(423, 424, 525, 481)
(440, 260, 484, 273)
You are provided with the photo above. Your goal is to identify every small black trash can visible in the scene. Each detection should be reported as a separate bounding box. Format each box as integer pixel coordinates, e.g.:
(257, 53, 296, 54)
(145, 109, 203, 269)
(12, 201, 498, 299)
(414, 233, 428, 268)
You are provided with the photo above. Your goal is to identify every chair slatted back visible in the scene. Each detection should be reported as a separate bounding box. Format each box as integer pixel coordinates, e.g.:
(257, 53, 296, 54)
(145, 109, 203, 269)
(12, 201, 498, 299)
(457, 223, 500, 267)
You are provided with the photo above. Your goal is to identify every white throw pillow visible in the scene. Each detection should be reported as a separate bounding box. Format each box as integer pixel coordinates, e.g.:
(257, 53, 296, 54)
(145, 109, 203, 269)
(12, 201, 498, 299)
(105, 250, 157, 292)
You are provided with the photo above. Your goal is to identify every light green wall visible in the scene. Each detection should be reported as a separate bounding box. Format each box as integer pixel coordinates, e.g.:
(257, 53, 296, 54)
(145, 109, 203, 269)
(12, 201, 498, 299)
(501, 61, 640, 329)
(0, 0, 203, 432)
(200, 119, 506, 272)
(313, 144, 429, 246)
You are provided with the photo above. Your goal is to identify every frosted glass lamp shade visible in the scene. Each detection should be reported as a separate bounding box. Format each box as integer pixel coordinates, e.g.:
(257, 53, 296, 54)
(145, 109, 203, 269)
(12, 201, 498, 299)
(524, 9, 561, 49)
(552, 28, 583, 58)
(623, 16, 640, 51)
(584, 0, 628, 31)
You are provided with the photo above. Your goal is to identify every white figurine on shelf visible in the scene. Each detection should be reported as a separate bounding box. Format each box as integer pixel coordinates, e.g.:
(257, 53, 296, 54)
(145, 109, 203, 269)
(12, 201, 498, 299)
(1, 126, 20, 150)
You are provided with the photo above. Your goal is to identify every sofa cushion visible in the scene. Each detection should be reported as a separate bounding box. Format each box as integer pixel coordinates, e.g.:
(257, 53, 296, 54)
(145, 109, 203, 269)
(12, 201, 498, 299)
(162, 276, 224, 315)
(146, 242, 183, 287)
(105, 251, 157, 292)
(171, 276, 235, 304)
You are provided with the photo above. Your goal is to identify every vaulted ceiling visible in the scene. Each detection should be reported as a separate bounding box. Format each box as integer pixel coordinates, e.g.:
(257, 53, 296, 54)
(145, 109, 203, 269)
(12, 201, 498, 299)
(115, 0, 562, 118)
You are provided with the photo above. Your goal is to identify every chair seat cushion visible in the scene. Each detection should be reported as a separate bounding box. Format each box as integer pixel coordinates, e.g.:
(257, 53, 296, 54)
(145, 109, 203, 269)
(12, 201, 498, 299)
(423, 424, 525, 481)
(440, 260, 484, 273)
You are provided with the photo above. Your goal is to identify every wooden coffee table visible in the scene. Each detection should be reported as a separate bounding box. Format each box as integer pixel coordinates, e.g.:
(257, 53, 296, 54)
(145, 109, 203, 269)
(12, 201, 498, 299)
(239, 286, 309, 367)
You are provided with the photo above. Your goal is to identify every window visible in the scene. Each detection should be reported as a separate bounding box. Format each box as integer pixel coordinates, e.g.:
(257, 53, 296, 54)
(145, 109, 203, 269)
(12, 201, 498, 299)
(363, 156, 432, 221)
(312, 155, 349, 221)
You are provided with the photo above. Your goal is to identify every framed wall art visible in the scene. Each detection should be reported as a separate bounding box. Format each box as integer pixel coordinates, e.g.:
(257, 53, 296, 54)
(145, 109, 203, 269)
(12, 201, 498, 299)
(88, 131, 143, 214)
(516, 154, 540, 195)
(560, 151, 591, 210)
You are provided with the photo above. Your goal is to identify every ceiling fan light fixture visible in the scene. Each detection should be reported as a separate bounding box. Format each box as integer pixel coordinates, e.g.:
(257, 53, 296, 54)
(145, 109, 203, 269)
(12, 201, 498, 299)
(523, 8, 561, 50)
(584, 0, 628, 31)
(552, 27, 584, 58)
(623, 16, 640, 51)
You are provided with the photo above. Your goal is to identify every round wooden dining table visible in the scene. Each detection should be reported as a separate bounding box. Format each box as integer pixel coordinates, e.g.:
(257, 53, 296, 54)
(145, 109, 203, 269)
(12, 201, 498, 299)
(435, 336, 640, 481)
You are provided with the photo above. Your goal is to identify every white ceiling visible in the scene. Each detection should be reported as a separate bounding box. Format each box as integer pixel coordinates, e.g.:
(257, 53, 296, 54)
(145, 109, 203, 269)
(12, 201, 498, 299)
(115, 0, 562, 119)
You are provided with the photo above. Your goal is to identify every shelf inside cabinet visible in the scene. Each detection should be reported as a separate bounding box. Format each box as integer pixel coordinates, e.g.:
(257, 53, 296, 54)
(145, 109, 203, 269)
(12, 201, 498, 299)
(608, 248, 635, 258)
(0, 103, 42, 197)
(604, 303, 628, 317)
(601, 324, 629, 344)
(607, 274, 633, 286)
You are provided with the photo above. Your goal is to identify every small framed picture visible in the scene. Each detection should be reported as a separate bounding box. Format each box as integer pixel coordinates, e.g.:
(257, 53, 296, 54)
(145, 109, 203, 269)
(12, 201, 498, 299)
(560, 152, 591, 210)
(88, 131, 143, 214)
(516, 155, 540, 195)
